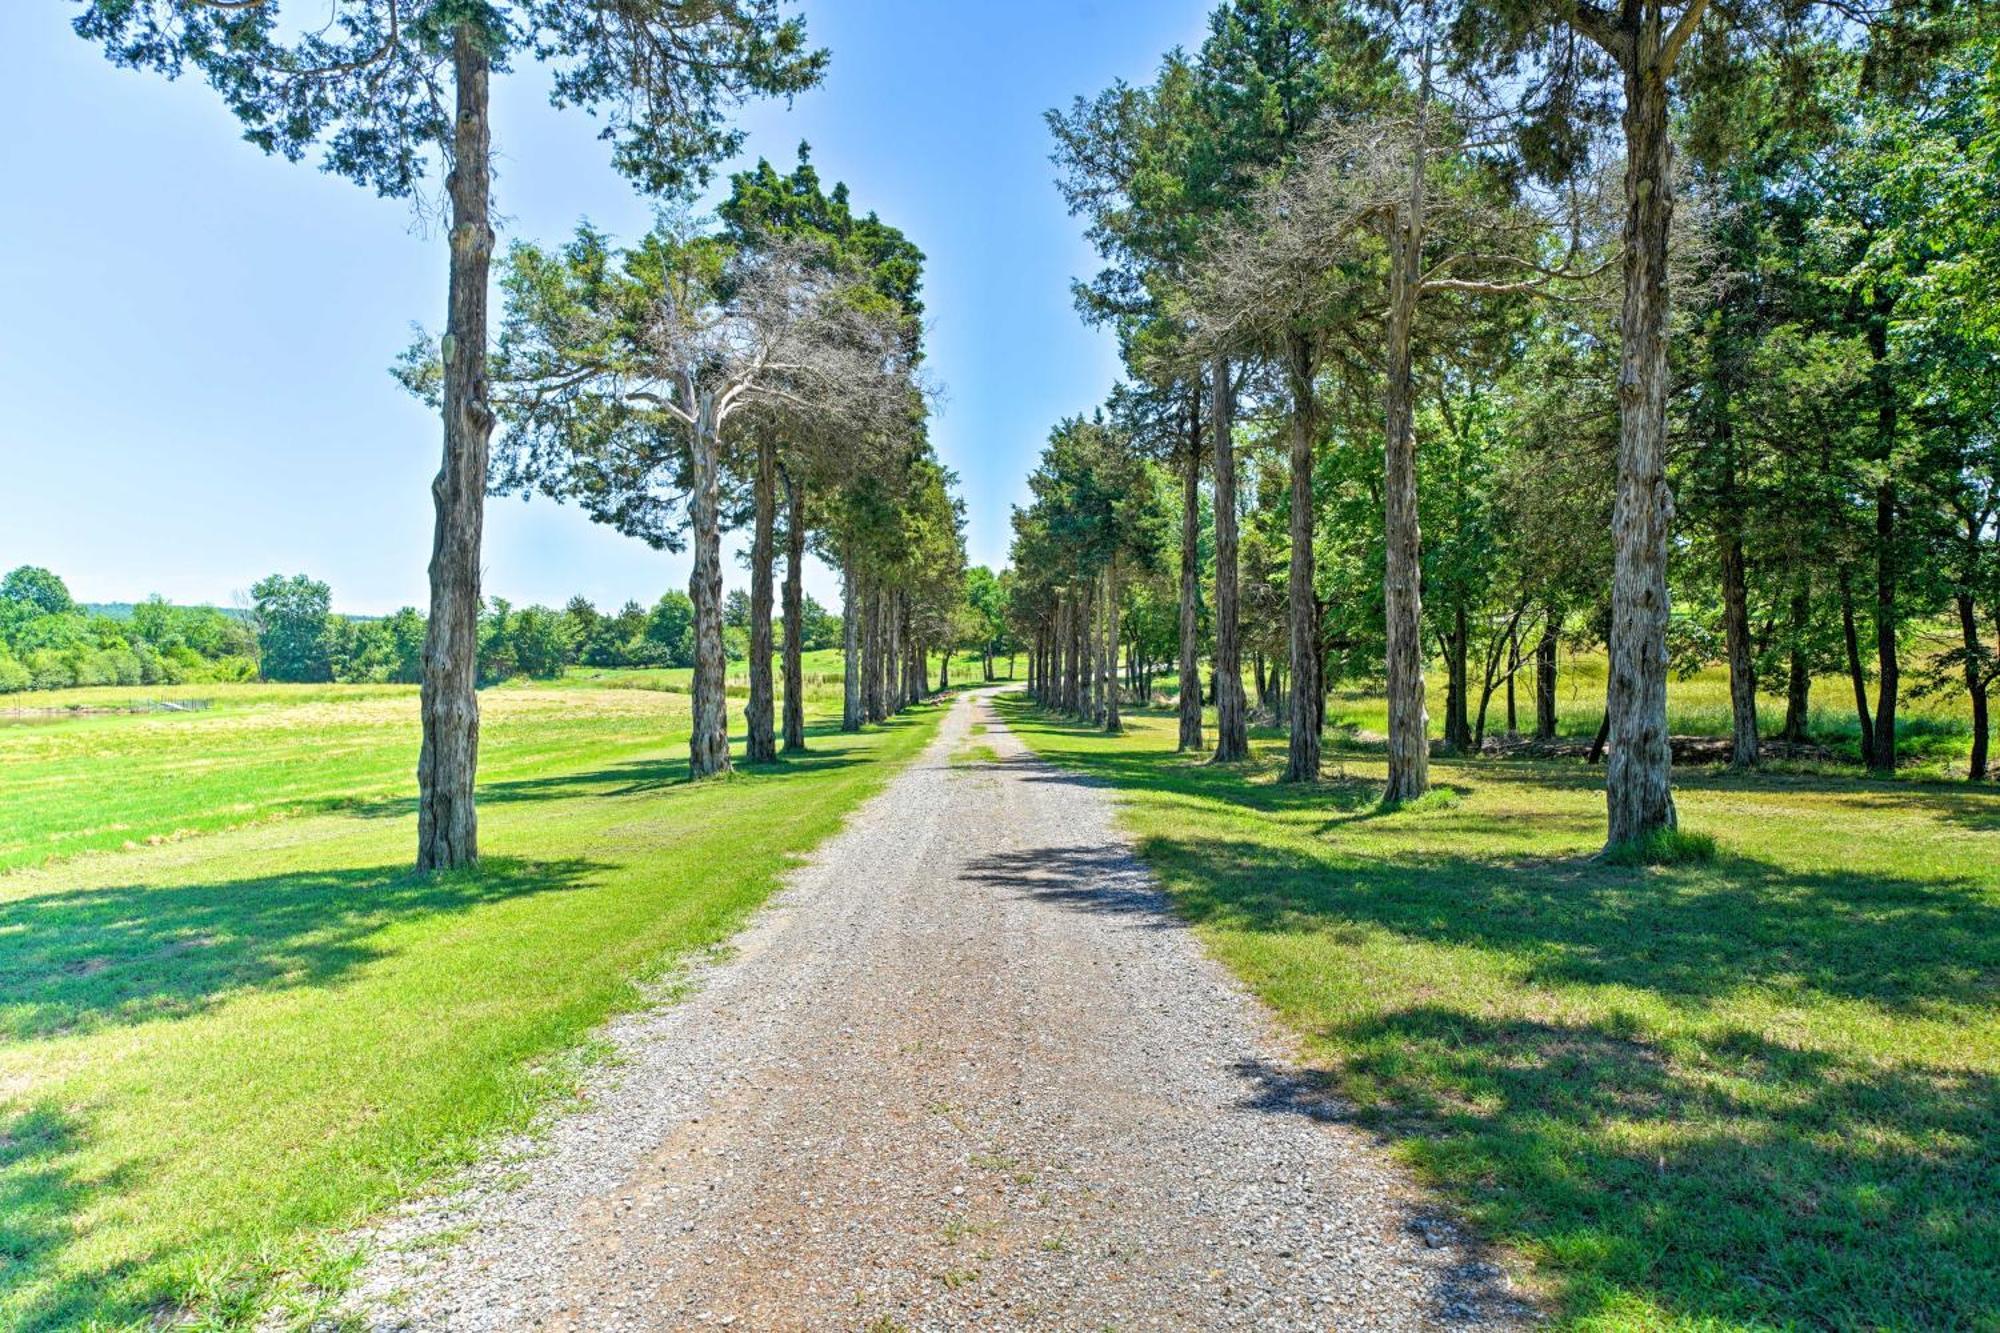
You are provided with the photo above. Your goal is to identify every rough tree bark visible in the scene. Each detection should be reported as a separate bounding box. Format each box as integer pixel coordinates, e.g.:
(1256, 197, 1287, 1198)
(841, 554, 862, 733)
(1104, 562, 1123, 734)
(862, 583, 877, 722)
(883, 588, 901, 716)
(1381, 161, 1430, 800)
(1056, 597, 1071, 713)
(1210, 354, 1249, 761)
(687, 394, 732, 778)
(1283, 334, 1320, 783)
(416, 25, 493, 873)
(745, 434, 778, 763)
(782, 466, 807, 752)
(1178, 389, 1205, 752)
(1601, 18, 1684, 848)
(1080, 582, 1097, 722)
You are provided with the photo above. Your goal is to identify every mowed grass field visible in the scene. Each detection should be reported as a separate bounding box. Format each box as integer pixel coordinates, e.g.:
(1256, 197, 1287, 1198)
(1002, 691, 2000, 1330)
(0, 660, 946, 1330)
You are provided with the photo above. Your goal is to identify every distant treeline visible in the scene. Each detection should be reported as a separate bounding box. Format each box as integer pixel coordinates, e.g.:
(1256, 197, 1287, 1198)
(0, 567, 258, 692)
(0, 566, 844, 693)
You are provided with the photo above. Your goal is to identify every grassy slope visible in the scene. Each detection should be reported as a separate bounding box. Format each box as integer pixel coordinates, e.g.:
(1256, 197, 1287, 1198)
(1002, 693, 1999, 1331)
(0, 678, 945, 1329)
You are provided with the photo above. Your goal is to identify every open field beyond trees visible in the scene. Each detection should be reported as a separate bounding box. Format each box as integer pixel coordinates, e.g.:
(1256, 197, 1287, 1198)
(0, 668, 947, 1329)
(1002, 689, 2000, 1329)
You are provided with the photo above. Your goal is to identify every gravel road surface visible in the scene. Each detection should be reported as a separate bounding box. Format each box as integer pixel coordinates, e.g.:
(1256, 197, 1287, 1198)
(347, 688, 1530, 1331)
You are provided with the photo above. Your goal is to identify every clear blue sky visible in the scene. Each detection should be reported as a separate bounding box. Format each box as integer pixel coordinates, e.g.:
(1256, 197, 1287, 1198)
(0, 3, 1211, 615)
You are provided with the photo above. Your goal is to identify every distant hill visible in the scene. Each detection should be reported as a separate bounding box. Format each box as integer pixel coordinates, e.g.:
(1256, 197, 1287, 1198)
(85, 602, 255, 622)
(83, 603, 381, 623)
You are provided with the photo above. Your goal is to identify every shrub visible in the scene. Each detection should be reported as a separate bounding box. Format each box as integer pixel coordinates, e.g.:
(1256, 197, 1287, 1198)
(26, 649, 73, 691)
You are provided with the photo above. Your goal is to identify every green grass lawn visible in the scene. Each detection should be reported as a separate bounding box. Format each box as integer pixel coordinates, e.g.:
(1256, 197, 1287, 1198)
(1002, 692, 1999, 1330)
(0, 677, 946, 1329)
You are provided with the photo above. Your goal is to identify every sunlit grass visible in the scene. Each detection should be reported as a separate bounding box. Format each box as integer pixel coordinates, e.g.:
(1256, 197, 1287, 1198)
(1003, 691, 2000, 1330)
(0, 683, 946, 1329)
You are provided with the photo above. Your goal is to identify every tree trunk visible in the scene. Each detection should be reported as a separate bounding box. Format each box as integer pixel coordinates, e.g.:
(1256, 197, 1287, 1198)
(892, 592, 908, 712)
(1505, 626, 1520, 736)
(1443, 605, 1470, 753)
(841, 555, 862, 733)
(1089, 585, 1103, 721)
(1178, 393, 1205, 752)
(782, 467, 807, 752)
(1839, 564, 1875, 766)
(1057, 597, 1072, 713)
(744, 435, 778, 763)
(1720, 528, 1758, 768)
(1958, 592, 1990, 780)
(1603, 35, 1680, 848)
(1473, 607, 1525, 753)
(862, 580, 882, 724)
(1872, 479, 1900, 771)
(1210, 354, 1249, 761)
(1535, 610, 1558, 741)
(687, 400, 731, 779)
(1283, 335, 1320, 782)
(1313, 617, 1327, 740)
(1381, 101, 1430, 805)
(1103, 566, 1122, 733)
(416, 25, 494, 873)
(1781, 580, 1811, 744)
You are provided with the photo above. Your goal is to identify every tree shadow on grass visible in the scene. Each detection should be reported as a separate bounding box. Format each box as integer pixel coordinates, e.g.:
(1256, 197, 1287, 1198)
(0, 1102, 153, 1331)
(331, 716, 887, 820)
(1307, 1009, 2000, 1328)
(985, 701, 2000, 1323)
(0, 856, 605, 1041)
(969, 827, 2000, 1323)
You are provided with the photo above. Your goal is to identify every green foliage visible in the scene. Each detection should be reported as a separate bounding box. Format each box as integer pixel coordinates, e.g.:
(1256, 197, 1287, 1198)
(646, 591, 697, 668)
(0, 573, 258, 695)
(250, 573, 334, 684)
(74, 1, 827, 204)
(720, 144, 927, 347)
(792, 593, 844, 652)
(1, 566, 73, 616)
(507, 605, 575, 679)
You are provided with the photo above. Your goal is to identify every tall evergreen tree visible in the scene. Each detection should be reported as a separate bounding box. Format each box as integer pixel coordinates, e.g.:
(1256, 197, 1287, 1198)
(77, 0, 825, 868)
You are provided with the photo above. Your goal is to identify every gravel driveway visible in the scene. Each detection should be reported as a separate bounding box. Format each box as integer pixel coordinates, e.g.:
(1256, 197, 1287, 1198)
(347, 688, 1530, 1331)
